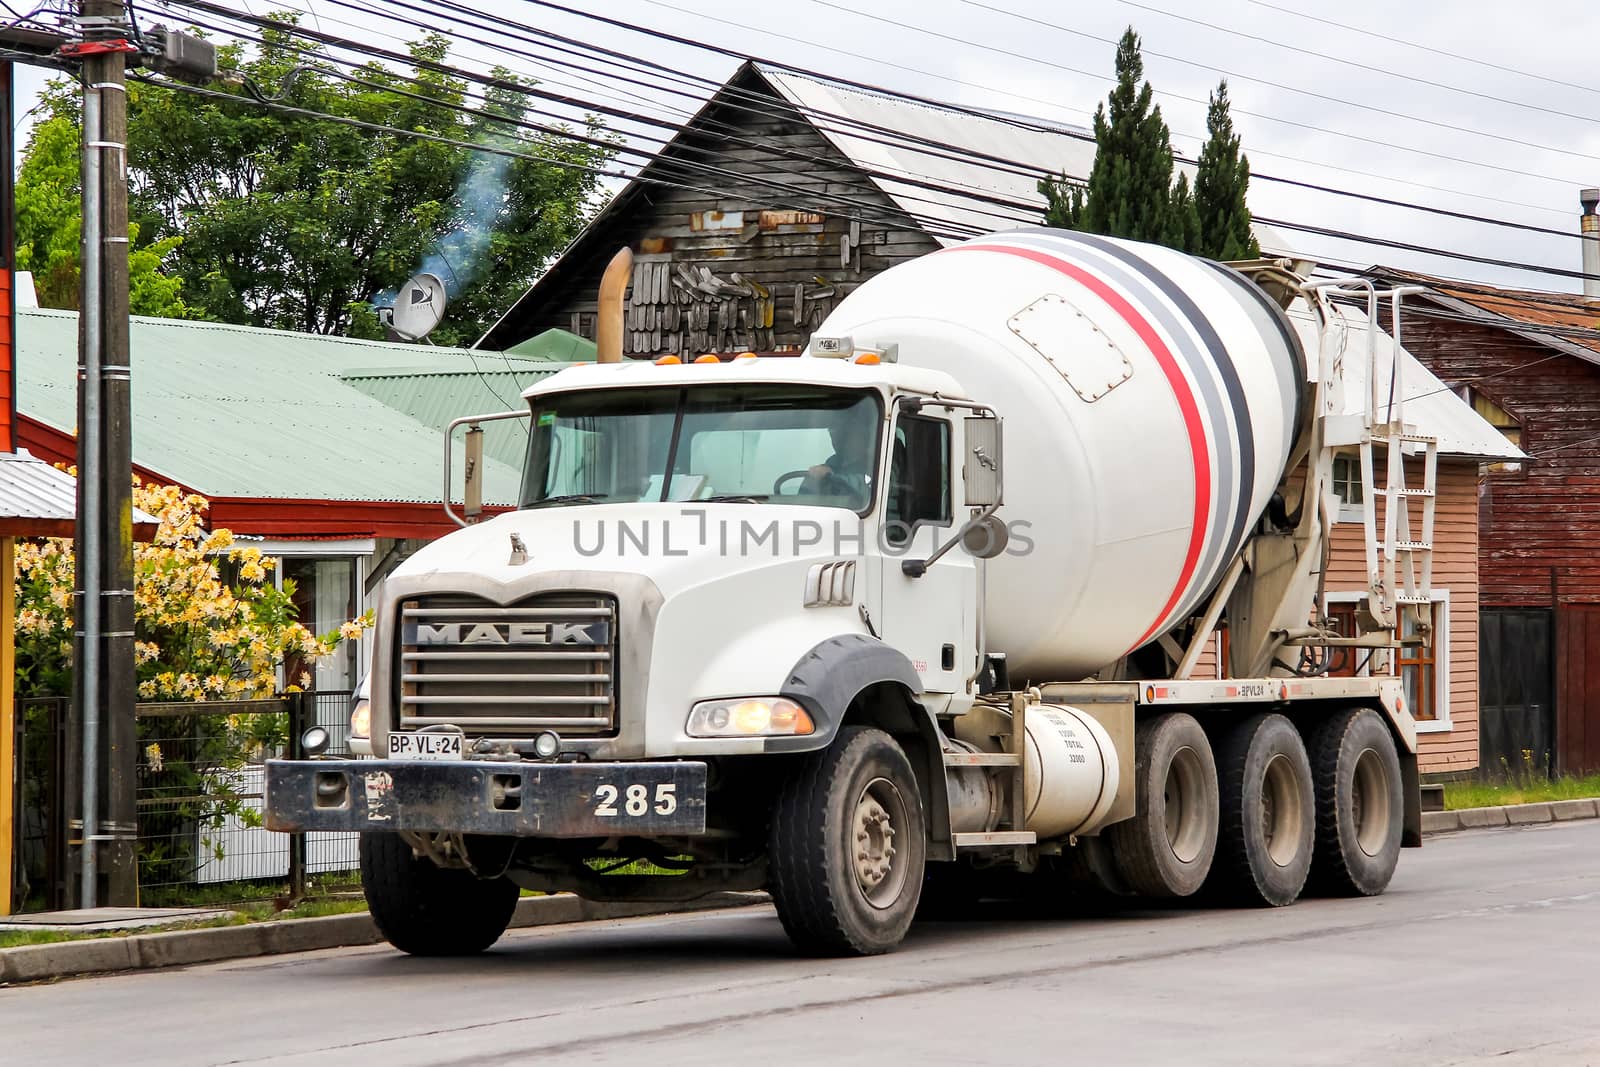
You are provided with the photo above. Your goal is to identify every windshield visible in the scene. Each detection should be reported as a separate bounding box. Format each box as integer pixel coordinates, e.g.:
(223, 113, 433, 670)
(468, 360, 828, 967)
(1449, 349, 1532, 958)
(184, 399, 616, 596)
(519, 385, 883, 512)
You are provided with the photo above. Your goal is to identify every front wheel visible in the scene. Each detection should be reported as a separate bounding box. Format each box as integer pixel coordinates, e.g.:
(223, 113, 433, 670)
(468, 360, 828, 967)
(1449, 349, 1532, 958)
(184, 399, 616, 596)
(769, 726, 927, 956)
(360, 832, 520, 956)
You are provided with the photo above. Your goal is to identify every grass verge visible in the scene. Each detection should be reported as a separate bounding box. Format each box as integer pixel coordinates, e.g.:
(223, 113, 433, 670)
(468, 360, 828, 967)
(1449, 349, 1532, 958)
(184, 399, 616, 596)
(0, 896, 370, 950)
(1443, 773, 1600, 811)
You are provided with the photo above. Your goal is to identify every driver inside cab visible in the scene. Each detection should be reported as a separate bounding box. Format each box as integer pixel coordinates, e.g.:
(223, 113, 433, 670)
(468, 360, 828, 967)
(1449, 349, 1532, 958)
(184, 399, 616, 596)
(801, 413, 876, 508)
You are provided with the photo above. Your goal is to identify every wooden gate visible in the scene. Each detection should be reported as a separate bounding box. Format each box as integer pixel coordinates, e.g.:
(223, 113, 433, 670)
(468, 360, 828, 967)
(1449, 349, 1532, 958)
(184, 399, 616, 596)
(1556, 605, 1600, 775)
(1480, 608, 1554, 779)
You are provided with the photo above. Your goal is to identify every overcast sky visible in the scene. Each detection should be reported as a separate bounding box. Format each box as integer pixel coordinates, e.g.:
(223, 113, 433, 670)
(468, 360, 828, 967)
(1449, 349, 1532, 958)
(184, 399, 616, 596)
(15, 0, 1600, 293)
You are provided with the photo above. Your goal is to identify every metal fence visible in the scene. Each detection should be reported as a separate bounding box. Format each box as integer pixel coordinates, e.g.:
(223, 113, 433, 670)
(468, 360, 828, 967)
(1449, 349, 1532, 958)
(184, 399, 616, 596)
(12, 691, 361, 911)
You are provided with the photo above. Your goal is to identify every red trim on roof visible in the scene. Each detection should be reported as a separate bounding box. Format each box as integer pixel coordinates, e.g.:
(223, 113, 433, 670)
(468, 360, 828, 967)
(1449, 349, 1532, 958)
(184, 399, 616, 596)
(18, 415, 492, 540)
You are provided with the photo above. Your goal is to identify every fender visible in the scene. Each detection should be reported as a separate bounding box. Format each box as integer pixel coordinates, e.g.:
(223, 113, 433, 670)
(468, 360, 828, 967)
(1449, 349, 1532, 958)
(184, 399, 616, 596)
(770, 633, 957, 861)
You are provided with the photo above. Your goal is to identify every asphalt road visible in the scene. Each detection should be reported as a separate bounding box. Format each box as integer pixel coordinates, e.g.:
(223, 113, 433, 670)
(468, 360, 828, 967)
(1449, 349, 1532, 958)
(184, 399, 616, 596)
(5, 821, 1600, 1066)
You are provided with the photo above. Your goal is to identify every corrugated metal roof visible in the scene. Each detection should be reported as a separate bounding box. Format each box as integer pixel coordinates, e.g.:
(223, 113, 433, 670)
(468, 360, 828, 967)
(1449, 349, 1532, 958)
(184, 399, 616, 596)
(1374, 266, 1600, 365)
(757, 66, 1295, 255)
(0, 451, 159, 530)
(504, 328, 597, 361)
(340, 363, 575, 468)
(1285, 301, 1523, 461)
(17, 309, 529, 505)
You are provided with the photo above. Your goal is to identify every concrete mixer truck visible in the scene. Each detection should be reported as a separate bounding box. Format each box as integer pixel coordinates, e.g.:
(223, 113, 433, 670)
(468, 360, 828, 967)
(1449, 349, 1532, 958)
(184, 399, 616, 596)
(266, 228, 1435, 958)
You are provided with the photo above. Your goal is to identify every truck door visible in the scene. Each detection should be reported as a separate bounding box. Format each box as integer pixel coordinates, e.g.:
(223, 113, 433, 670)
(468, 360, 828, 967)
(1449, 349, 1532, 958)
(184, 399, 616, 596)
(876, 410, 975, 694)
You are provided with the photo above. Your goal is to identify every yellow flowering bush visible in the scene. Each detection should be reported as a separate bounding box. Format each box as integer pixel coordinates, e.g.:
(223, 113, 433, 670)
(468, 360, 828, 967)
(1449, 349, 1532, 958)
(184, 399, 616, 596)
(14, 479, 370, 703)
(13, 479, 372, 889)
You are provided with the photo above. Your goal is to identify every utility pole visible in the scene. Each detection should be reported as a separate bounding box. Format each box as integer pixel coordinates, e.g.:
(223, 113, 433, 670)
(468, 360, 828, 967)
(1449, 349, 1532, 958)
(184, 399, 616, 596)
(71, 0, 136, 908)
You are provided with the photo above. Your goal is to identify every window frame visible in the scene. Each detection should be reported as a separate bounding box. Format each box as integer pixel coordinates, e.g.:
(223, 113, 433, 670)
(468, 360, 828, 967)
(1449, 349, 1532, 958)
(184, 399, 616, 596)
(883, 411, 954, 547)
(1330, 451, 1366, 524)
(1321, 590, 1452, 732)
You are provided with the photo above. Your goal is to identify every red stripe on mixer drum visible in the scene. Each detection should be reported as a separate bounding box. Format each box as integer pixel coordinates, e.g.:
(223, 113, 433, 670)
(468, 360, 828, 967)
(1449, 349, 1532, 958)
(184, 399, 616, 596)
(946, 242, 1212, 647)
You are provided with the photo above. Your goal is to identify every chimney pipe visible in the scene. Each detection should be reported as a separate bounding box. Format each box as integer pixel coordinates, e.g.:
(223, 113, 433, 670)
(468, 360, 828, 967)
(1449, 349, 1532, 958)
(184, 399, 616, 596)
(1582, 189, 1600, 298)
(595, 246, 633, 364)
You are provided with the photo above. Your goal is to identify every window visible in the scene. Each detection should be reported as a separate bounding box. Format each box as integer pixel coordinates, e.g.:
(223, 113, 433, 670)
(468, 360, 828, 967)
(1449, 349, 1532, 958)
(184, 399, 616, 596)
(1468, 390, 1523, 473)
(1331, 453, 1364, 517)
(1399, 605, 1441, 723)
(520, 385, 883, 513)
(1322, 592, 1450, 731)
(884, 415, 951, 546)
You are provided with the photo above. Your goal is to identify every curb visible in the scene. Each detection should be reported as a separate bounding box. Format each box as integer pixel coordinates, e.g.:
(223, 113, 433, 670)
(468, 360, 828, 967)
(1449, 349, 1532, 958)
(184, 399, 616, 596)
(0, 891, 768, 985)
(1421, 798, 1600, 836)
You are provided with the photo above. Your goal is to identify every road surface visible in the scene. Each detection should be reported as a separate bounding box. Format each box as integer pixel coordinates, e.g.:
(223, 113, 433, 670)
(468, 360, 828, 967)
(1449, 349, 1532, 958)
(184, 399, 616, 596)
(5, 821, 1599, 1066)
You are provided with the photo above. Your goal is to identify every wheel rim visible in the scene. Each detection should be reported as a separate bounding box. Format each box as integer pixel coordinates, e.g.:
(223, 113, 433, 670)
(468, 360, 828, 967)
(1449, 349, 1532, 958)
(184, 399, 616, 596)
(1261, 754, 1306, 867)
(1352, 748, 1393, 857)
(1163, 745, 1208, 865)
(852, 776, 909, 909)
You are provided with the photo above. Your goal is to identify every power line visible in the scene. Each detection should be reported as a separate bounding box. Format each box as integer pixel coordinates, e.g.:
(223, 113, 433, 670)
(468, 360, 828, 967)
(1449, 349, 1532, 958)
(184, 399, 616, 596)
(142, 0, 1600, 288)
(1242, 0, 1600, 101)
(510, 0, 1574, 221)
(1115, 0, 1600, 127)
(952, 0, 1600, 169)
(803, 0, 1586, 188)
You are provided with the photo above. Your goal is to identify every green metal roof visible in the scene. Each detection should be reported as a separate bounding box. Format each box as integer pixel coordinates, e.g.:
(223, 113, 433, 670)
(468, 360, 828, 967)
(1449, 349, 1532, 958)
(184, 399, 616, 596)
(339, 361, 575, 469)
(503, 328, 596, 362)
(17, 308, 531, 505)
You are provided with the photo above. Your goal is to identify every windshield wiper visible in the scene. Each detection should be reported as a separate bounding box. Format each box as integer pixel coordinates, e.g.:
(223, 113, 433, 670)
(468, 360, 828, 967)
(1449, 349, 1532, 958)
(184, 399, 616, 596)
(699, 494, 770, 503)
(526, 493, 611, 509)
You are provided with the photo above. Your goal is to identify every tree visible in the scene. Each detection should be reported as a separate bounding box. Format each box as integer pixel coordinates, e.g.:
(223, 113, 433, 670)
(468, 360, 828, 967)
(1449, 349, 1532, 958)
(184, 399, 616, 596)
(1040, 28, 1183, 248)
(19, 18, 614, 343)
(1193, 81, 1260, 261)
(15, 87, 187, 317)
(125, 20, 614, 343)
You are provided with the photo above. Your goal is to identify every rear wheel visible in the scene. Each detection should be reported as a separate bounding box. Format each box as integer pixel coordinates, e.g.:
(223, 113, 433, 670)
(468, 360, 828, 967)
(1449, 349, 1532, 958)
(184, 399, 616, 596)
(1209, 714, 1316, 907)
(360, 831, 519, 956)
(1107, 712, 1219, 897)
(1308, 708, 1404, 896)
(769, 726, 927, 956)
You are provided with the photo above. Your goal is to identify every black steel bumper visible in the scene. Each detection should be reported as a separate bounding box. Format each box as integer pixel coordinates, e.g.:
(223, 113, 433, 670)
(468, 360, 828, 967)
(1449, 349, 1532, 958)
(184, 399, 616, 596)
(263, 758, 708, 837)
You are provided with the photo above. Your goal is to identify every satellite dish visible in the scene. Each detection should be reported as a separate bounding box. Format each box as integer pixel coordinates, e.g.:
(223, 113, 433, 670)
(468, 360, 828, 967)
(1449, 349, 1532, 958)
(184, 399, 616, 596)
(385, 272, 448, 341)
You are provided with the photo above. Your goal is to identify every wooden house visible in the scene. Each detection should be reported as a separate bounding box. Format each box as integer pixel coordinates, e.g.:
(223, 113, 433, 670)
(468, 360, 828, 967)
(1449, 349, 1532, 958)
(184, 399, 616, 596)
(1370, 268, 1600, 775)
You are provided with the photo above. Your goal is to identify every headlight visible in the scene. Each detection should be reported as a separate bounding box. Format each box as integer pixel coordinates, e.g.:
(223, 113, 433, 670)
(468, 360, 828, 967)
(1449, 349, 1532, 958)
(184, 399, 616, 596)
(349, 697, 371, 740)
(686, 697, 814, 738)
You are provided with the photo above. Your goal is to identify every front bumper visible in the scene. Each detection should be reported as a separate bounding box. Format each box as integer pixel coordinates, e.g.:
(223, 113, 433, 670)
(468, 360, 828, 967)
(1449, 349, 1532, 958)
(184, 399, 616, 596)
(264, 758, 708, 837)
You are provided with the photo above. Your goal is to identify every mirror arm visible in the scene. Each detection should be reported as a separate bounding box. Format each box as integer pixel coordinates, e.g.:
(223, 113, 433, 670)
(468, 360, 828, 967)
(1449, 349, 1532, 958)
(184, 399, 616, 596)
(444, 408, 533, 527)
(902, 500, 1002, 577)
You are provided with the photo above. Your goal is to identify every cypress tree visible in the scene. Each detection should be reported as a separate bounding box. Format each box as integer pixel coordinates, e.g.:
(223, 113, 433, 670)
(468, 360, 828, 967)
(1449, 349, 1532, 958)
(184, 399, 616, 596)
(1194, 80, 1260, 260)
(1040, 28, 1177, 245)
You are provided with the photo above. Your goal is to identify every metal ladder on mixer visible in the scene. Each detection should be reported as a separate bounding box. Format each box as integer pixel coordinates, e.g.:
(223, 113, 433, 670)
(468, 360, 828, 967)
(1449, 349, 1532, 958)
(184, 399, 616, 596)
(1307, 279, 1436, 636)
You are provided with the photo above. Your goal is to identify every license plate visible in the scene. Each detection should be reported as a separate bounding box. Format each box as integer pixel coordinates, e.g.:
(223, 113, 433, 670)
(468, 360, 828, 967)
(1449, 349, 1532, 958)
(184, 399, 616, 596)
(387, 732, 463, 761)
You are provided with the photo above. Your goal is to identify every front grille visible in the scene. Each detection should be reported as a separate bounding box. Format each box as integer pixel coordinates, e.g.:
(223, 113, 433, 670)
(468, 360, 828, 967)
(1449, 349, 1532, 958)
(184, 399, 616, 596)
(397, 592, 618, 734)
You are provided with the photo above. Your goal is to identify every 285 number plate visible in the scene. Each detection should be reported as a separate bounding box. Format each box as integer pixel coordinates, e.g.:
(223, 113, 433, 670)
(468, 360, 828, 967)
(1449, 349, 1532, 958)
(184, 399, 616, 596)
(551, 762, 706, 836)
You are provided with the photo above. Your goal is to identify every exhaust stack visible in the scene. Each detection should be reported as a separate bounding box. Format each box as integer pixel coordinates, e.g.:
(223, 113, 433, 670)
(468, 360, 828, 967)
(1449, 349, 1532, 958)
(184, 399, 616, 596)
(596, 247, 633, 363)
(1582, 189, 1600, 298)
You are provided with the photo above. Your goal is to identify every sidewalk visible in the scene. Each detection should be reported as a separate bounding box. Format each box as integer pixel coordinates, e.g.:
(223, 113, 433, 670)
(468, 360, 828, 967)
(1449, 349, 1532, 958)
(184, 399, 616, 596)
(0, 891, 768, 985)
(1421, 797, 1600, 834)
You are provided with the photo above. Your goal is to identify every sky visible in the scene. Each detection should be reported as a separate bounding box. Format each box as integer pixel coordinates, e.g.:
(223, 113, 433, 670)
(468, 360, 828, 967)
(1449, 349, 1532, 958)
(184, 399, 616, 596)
(12, 0, 1600, 295)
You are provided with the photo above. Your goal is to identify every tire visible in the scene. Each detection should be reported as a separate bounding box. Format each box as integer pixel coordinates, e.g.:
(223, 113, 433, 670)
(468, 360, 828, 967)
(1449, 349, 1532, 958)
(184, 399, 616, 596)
(1307, 708, 1404, 896)
(1106, 713, 1219, 897)
(1208, 713, 1316, 907)
(769, 726, 927, 956)
(359, 831, 520, 956)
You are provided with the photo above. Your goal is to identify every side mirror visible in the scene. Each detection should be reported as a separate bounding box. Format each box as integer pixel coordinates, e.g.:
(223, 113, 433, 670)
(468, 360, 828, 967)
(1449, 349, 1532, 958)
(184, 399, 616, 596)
(964, 416, 1002, 508)
(961, 515, 1009, 559)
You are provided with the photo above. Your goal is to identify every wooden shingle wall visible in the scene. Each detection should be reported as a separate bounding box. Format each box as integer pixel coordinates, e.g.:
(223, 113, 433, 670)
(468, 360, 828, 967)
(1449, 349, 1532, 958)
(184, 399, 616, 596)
(514, 74, 939, 356)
